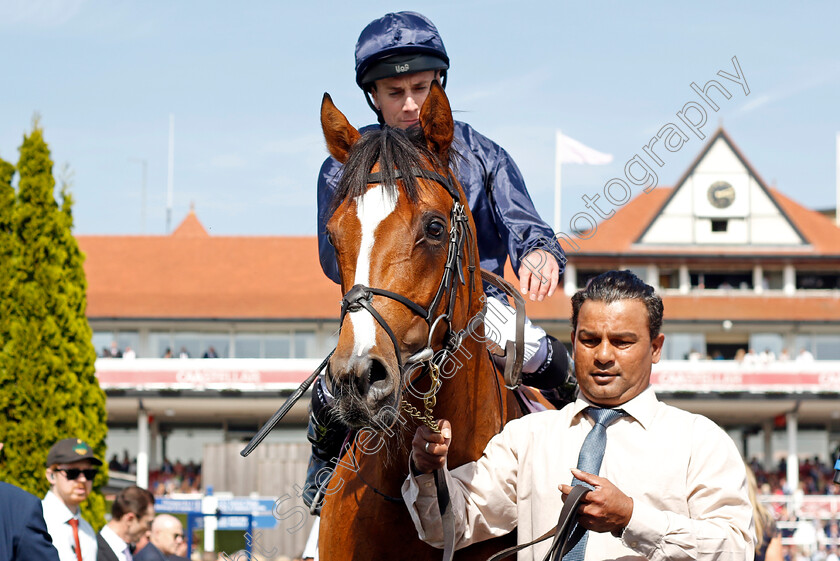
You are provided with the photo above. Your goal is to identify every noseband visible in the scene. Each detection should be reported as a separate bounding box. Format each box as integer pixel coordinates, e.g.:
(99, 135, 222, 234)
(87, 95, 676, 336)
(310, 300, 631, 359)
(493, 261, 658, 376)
(337, 167, 484, 391)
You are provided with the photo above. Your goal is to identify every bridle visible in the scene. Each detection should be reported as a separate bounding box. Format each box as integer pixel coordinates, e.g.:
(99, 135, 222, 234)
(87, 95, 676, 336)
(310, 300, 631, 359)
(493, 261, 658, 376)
(335, 166, 484, 408)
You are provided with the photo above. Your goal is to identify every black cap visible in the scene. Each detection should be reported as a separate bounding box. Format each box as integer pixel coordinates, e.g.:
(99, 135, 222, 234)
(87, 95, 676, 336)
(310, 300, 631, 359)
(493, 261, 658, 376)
(46, 438, 102, 467)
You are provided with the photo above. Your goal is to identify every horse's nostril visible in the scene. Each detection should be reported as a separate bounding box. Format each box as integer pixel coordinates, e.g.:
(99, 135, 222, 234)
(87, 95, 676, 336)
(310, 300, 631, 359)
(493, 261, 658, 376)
(368, 359, 388, 387)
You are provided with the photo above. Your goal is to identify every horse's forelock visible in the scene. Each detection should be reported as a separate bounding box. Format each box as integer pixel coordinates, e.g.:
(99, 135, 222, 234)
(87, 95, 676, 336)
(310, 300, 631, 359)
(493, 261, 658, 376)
(330, 126, 449, 214)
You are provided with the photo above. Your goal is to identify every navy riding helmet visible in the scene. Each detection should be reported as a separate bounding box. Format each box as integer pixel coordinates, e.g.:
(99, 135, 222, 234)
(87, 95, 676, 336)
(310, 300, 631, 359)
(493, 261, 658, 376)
(354, 11, 450, 120)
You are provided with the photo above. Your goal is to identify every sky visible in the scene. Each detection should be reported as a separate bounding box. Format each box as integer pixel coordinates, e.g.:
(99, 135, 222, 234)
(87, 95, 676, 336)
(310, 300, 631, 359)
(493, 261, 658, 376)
(1, 0, 838, 237)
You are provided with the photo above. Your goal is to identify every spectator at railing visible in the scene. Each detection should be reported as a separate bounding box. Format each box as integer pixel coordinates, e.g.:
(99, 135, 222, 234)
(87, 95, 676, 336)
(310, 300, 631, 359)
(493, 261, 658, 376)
(106, 453, 203, 496)
(147, 459, 202, 497)
(760, 349, 776, 363)
(751, 458, 839, 497)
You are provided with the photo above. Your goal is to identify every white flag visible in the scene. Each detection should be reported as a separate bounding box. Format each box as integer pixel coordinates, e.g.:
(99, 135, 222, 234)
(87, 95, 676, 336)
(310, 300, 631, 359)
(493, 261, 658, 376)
(553, 131, 612, 234)
(555, 131, 612, 165)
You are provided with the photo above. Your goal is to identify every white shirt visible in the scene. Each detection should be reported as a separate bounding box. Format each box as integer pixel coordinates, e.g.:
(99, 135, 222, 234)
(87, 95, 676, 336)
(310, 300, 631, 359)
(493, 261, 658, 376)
(100, 525, 132, 561)
(402, 387, 754, 561)
(42, 490, 98, 561)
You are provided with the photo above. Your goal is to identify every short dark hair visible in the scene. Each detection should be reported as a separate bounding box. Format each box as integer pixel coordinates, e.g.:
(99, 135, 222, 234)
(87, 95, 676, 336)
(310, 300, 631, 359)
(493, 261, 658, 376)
(111, 485, 154, 520)
(570, 270, 663, 340)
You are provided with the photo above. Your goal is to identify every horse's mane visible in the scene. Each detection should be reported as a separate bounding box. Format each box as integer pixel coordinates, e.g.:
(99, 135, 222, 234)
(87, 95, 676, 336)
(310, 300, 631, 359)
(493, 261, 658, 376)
(330, 125, 451, 212)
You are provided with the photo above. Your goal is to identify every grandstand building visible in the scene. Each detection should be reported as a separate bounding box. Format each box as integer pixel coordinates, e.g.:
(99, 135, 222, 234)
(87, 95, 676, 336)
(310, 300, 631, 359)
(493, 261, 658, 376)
(81, 128, 840, 497)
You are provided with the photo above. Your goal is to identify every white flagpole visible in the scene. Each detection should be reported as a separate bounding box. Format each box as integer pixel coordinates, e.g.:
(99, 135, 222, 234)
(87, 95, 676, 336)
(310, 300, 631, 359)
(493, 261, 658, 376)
(554, 130, 563, 233)
(835, 131, 839, 227)
(166, 114, 175, 234)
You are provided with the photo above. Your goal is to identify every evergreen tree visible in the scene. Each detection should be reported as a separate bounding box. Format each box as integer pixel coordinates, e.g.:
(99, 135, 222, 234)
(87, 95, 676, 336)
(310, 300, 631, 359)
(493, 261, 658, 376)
(0, 155, 15, 327)
(0, 121, 108, 528)
(0, 156, 16, 416)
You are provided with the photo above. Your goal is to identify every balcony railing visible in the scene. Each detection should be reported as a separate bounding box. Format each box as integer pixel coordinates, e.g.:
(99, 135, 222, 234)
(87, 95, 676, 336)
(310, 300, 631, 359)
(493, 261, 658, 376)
(93, 358, 840, 393)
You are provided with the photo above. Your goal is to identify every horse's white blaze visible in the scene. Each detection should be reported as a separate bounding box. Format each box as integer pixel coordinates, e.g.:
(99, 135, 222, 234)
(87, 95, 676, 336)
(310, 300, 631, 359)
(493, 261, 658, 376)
(350, 185, 398, 357)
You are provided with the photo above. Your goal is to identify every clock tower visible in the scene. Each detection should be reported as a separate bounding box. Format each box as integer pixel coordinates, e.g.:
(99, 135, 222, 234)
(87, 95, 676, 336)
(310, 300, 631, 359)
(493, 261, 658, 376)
(638, 128, 805, 247)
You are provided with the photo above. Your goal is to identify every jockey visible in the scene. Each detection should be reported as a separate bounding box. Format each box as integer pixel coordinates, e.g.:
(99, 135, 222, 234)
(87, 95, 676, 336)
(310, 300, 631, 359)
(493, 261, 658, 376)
(306, 11, 575, 512)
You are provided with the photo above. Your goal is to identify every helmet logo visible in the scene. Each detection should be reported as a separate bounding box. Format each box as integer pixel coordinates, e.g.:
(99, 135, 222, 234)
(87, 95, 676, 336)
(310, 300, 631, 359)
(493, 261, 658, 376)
(395, 63, 410, 74)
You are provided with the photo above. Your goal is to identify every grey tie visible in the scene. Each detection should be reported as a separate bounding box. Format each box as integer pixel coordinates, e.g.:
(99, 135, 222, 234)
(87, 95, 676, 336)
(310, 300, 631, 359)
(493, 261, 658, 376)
(561, 407, 627, 561)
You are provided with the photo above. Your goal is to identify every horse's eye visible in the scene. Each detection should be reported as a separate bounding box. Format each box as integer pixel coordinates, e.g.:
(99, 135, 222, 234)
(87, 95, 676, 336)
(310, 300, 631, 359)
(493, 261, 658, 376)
(425, 220, 446, 240)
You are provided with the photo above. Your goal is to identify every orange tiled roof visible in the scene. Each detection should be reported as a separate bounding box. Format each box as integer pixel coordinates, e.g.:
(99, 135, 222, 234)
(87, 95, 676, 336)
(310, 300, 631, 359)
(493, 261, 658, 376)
(771, 189, 840, 254)
(79, 213, 840, 323)
(79, 229, 339, 320)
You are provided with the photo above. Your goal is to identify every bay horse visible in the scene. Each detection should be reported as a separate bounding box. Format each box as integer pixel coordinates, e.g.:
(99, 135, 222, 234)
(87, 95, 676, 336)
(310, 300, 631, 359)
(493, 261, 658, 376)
(317, 82, 548, 560)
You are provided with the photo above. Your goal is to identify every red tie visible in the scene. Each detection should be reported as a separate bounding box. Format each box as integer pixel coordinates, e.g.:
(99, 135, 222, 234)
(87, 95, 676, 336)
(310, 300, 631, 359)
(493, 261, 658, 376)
(68, 518, 83, 561)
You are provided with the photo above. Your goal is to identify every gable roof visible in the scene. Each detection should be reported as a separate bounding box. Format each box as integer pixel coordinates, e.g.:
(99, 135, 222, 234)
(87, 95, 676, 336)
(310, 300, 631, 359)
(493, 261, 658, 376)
(568, 129, 840, 258)
(568, 185, 840, 257)
(635, 127, 806, 247)
(171, 210, 209, 238)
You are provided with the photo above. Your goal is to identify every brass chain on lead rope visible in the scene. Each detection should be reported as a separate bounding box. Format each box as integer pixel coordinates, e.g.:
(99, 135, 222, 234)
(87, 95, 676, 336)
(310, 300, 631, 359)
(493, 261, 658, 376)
(401, 362, 442, 433)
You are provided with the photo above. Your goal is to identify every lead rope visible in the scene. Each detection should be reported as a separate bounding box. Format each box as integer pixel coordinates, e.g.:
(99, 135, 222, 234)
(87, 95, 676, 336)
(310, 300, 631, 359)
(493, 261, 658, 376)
(400, 362, 442, 433)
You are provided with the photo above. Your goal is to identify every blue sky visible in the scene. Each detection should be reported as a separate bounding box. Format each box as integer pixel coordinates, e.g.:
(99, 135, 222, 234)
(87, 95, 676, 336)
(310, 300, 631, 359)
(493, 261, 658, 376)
(1, 0, 838, 236)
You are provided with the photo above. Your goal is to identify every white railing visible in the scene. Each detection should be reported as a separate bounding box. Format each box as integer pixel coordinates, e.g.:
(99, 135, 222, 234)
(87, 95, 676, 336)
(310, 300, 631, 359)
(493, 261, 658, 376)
(760, 494, 840, 520)
(94, 357, 840, 393)
(760, 494, 840, 548)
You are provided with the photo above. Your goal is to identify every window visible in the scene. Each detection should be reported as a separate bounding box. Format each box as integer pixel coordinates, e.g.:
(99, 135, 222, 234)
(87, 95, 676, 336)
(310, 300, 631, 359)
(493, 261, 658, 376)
(201, 335, 230, 358)
(711, 220, 728, 232)
(577, 270, 605, 289)
(815, 335, 840, 360)
(150, 331, 173, 358)
(792, 335, 840, 360)
(92, 331, 114, 357)
(690, 271, 753, 290)
(233, 332, 316, 358)
(762, 270, 784, 290)
(662, 333, 706, 361)
(173, 333, 202, 359)
(658, 269, 679, 290)
(294, 331, 317, 358)
(749, 334, 783, 358)
(264, 334, 292, 358)
(796, 271, 840, 290)
(235, 334, 262, 358)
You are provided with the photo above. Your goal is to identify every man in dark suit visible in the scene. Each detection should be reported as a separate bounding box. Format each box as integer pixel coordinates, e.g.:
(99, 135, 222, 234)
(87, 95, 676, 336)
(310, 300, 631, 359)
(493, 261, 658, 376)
(134, 514, 185, 561)
(0, 480, 61, 561)
(96, 486, 155, 561)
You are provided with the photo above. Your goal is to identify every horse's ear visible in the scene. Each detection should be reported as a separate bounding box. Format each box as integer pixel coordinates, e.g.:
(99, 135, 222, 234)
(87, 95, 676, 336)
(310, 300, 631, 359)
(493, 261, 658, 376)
(420, 81, 453, 164)
(321, 93, 361, 164)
